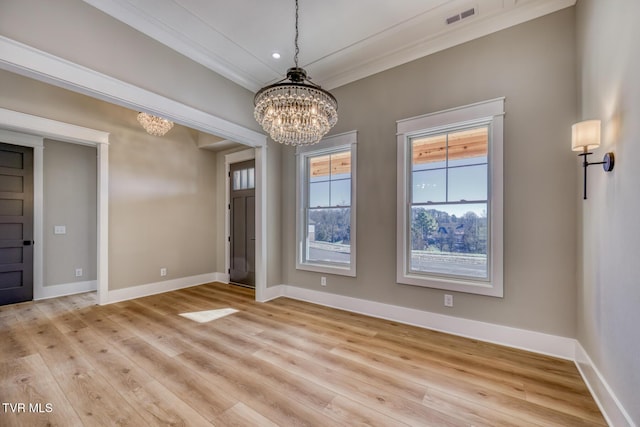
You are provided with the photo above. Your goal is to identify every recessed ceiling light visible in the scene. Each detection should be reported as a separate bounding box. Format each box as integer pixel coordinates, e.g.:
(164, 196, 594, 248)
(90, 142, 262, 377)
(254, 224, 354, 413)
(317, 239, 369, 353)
(271, 52, 281, 59)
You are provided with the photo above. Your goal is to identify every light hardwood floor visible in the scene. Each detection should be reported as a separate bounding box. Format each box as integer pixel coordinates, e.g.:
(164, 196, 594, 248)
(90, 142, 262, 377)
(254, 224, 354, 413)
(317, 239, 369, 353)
(0, 282, 606, 426)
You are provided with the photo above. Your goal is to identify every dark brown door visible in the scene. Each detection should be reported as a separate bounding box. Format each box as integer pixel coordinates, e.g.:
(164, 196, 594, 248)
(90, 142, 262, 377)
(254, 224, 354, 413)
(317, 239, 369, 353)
(229, 160, 255, 288)
(0, 143, 34, 306)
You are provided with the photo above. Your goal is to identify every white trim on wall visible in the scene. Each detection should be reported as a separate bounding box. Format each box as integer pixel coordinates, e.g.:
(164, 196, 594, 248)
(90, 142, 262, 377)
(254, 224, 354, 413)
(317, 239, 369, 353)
(0, 35, 266, 148)
(105, 273, 218, 304)
(575, 343, 636, 427)
(272, 284, 575, 359)
(262, 283, 635, 424)
(254, 145, 268, 302)
(224, 147, 268, 302)
(0, 109, 109, 304)
(0, 36, 270, 304)
(35, 280, 97, 301)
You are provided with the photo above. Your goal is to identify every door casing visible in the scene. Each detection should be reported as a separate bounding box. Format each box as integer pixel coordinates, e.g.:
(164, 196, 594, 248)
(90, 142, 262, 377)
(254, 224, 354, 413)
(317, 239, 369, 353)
(0, 109, 109, 304)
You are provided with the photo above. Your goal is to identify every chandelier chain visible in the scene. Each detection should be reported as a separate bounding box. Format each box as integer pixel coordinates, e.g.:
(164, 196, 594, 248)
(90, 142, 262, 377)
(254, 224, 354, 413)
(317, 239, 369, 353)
(253, 0, 338, 146)
(294, 0, 299, 67)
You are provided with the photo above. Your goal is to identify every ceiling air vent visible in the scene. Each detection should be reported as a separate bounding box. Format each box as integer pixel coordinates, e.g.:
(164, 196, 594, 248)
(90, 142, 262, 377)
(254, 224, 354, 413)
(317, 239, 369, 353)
(446, 14, 461, 25)
(460, 7, 476, 19)
(446, 6, 476, 25)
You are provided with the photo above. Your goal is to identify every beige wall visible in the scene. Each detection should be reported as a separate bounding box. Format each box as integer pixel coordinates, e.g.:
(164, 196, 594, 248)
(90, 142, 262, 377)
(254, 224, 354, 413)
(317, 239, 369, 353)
(281, 9, 579, 337)
(43, 140, 97, 286)
(0, 0, 259, 132)
(576, 0, 640, 423)
(0, 70, 219, 291)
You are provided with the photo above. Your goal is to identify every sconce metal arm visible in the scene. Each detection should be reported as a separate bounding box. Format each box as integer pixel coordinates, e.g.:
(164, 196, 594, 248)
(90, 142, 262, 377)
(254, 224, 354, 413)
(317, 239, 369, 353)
(577, 149, 615, 200)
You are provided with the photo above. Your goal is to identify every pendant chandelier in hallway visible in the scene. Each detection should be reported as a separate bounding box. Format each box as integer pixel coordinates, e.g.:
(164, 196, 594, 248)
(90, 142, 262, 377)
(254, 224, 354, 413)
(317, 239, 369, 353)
(253, 0, 338, 146)
(137, 112, 174, 136)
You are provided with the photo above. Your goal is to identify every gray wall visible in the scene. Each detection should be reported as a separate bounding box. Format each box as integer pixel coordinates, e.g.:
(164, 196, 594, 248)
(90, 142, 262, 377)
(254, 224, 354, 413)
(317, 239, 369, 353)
(0, 0, 259, 132)
(576, 0, 640, 423)
(0, 70, 219, 291)
(281, 9, 579, 337)
(43, 140, 97, 286)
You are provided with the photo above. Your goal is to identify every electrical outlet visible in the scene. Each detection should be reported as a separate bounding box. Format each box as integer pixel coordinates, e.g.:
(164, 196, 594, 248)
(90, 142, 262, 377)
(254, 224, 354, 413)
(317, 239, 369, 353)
(444, 294, 453, 307)
(320, 276, 327, 286)
(75, 268, 83, 277)
(160, 268, 167, 277)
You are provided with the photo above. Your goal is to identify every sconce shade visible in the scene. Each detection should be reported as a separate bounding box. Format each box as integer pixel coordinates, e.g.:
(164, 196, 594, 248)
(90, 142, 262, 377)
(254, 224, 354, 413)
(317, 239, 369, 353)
(572, 120, 601, 151)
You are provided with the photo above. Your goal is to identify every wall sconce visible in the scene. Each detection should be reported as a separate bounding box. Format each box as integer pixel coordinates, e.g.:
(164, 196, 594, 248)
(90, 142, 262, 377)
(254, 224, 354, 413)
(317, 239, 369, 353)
(571, 120, 614, 199)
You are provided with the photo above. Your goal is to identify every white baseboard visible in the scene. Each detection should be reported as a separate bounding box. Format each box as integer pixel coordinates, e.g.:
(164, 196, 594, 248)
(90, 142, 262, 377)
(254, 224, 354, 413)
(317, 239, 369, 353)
(270, 284, 637, 425)
(215, 272, 230, 284)
(104, 272, 218, 305)
(99, 277, 633, 425)
(575, 343, 636, 427)
(258, 284, 284, 302)
(34, 280, 97, 300)
(274, 284, 576, 360)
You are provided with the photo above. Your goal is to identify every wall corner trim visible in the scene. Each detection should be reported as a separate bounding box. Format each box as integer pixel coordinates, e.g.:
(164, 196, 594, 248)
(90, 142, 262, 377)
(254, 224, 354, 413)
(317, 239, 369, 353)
(258, 285, 285, 303)
(574, 342, 637, 427)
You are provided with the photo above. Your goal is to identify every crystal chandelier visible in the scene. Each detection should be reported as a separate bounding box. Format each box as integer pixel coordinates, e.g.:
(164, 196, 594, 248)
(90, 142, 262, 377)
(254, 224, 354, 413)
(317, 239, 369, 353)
(137, 112, 174, 136)
(254, 0, 337, 146)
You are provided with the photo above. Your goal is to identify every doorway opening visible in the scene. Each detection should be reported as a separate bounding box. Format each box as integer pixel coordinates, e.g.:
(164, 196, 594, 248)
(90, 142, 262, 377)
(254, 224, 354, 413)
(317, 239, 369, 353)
(0, 109, 109, 305)
(229, 159, 256, 288)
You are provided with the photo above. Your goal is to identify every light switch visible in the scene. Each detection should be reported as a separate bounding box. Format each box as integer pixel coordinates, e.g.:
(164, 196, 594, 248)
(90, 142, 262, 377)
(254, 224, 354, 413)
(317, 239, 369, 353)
(54, 225, 66, 235)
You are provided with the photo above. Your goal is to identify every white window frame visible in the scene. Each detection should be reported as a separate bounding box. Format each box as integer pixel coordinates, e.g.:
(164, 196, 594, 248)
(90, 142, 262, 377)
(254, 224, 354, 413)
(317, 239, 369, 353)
(396, 98, 504, 297)
(296, 131, 357, 276)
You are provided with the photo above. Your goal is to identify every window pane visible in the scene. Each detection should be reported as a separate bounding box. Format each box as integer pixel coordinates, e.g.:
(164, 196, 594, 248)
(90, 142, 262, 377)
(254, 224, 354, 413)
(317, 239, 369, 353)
(330, 179, 350, 207)
(412, 134, 446, 170)
(233, 170, 241, 190)
(448, 127, 488, 167)
(330, 151, 351, 177)
(309, 154, 330, 182)
(448, 165, 487, 202)
(240, 169, 248, 189)
(306, 208, 351, 265)
(413, 169, 446, 203)
(409, 204, 488, 279)
(248, 168, 255, 189)
(309, 182, 330, 207)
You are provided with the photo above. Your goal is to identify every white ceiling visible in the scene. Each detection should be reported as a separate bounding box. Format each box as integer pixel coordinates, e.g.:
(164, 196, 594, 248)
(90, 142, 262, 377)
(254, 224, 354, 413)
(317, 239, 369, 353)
(84, 0, 574, 92)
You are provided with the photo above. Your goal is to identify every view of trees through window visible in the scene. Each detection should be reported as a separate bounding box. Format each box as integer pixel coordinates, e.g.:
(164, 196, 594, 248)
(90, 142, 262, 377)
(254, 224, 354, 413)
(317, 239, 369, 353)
(409, 126, 490, 279)
(410, 206, 488, 278)
(305, 150, 351, 266)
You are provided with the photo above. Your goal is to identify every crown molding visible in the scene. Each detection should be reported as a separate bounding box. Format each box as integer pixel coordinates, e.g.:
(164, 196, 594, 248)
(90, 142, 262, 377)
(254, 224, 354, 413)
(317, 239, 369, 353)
(83, 0, 574, 91)
(83, 0, 278, 92)
(316, 0, 576, 89)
